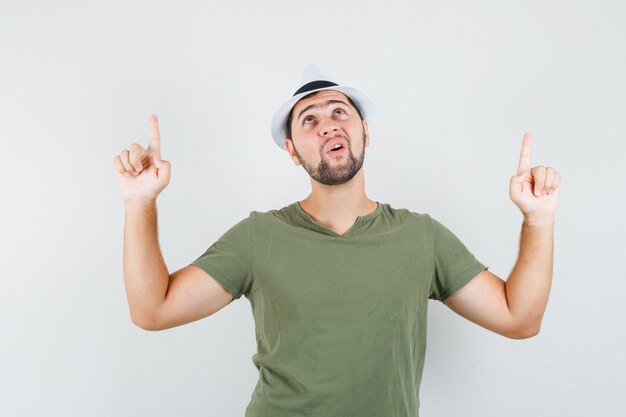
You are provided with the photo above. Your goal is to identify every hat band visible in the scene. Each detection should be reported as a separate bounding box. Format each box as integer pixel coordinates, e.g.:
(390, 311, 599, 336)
(293, 80, 338, 96)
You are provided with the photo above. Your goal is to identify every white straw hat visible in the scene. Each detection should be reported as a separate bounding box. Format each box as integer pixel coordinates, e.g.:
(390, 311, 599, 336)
(270, 64, 375, 151)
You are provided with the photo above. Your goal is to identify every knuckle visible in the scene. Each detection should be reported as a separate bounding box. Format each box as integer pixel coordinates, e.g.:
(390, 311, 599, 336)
(113, 158, 124, 171)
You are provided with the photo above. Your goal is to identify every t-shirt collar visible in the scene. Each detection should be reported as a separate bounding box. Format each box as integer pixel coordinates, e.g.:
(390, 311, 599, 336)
(292, 201, 383, 238)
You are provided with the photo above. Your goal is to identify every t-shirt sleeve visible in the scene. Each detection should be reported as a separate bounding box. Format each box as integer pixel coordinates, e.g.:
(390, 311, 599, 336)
(428, 215, 489, 302)
(189, 214, 254, 303)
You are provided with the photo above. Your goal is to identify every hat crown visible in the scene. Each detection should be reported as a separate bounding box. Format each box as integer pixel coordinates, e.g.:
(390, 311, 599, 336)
(289, 64, 339, 95)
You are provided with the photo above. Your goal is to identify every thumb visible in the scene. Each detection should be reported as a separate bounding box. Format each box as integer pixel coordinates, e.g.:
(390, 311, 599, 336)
(510, 172, 528, 195)
(511, 170, 529, 185)
(153, 156, 171, 175)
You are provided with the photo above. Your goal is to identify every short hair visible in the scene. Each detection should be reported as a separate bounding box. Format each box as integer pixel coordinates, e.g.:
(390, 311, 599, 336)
(286, 90, 364, 141)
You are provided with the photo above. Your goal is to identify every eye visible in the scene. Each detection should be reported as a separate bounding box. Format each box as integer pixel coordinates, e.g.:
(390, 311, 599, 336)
(302, 108, 346, 125)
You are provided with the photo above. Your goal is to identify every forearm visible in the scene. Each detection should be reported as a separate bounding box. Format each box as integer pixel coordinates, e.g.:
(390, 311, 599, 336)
(123, 200, 169, 327)
(505, 215, 555, 335)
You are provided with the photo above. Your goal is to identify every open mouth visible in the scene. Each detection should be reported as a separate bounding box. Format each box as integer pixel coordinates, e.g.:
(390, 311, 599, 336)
(326, 138, 348, 154)
(329, 143, 344, 153)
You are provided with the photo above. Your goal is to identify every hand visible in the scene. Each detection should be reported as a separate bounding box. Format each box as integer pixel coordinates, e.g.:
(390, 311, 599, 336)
(509, 133, 561, 223)
(113, 114, 171, 204)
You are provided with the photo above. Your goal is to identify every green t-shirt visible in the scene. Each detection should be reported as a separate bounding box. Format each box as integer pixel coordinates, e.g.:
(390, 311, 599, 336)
(191, 201, 488, 417)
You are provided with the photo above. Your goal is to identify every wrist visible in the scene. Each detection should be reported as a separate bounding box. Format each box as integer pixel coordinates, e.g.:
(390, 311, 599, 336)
(124, 199, 156, 210)
(523, 213, 555, 227)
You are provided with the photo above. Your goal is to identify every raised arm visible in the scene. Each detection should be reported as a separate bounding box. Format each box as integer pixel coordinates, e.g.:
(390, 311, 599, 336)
(443, 133, 561, 339)
(113, 115, 232, 331)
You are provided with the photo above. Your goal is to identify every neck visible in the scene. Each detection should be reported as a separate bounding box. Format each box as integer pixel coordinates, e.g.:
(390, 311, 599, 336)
(299, 167, 377, 232)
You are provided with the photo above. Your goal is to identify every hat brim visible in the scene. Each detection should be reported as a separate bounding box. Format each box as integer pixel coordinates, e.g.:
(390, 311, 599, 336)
(271, 85, 375, 151)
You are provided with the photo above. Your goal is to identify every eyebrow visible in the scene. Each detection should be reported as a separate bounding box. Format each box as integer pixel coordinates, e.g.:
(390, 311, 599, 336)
(297, 99, 350, 123)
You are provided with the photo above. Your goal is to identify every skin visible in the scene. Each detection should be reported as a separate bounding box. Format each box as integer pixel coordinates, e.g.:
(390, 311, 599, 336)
(285, 90, 378, 236)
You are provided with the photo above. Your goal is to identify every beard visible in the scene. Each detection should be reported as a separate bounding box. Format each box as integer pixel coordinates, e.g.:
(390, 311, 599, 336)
(292, 131, 367, 186)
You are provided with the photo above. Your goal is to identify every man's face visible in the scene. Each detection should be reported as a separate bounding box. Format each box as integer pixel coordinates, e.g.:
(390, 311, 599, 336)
(285, 90, 370, 185)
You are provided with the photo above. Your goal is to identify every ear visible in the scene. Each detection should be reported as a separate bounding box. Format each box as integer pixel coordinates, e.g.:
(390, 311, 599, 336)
(362, 120, 370, 148)
(284, 138, 301, 166)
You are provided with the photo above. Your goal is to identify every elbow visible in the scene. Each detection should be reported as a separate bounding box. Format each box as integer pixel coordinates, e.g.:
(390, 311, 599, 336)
(508, 322, 541, 340)
(130, 310, 163, 331)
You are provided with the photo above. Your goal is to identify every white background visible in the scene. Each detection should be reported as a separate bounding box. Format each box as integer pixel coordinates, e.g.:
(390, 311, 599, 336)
(1, 1, 624, 416)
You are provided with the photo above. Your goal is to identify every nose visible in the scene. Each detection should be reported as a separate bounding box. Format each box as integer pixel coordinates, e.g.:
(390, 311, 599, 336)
(319, 122, 340, 137)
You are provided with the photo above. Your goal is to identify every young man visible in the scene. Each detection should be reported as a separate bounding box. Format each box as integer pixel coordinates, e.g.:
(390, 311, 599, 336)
(113, 65, 561, 417)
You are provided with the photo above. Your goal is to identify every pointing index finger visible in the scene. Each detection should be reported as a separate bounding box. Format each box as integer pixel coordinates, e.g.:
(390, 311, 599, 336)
(517, 132, 532, 174)
(148, 114, 161, 159)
